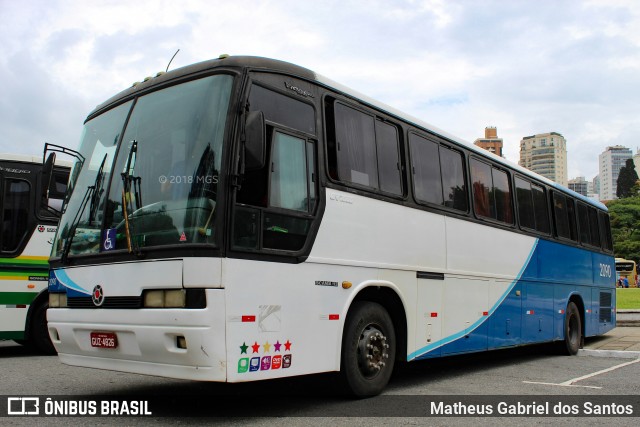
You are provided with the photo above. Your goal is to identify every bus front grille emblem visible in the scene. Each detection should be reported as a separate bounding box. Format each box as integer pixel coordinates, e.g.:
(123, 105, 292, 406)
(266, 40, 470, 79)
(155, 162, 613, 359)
(92, 285, 105, 307)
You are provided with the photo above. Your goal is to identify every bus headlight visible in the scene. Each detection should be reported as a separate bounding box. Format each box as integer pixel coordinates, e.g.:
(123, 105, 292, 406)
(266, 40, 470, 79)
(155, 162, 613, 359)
(142, 289, 206, 308)
(49, 292, 67, 308)
(143, 289, 186, 308)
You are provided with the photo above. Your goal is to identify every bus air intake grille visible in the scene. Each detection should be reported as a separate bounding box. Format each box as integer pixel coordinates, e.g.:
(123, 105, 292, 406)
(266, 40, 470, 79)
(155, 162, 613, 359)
(67, 296, 142, 309)
(599, 292, 612, 323)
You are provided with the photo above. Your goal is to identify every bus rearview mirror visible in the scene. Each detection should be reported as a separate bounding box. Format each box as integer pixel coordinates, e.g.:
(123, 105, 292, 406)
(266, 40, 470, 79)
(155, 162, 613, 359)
(41, 152, 56, 203)
(244, 111, 265, 171)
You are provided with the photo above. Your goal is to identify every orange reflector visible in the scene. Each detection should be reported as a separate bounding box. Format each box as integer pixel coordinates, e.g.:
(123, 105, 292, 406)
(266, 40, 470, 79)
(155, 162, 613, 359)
(27, 284, 35, 289)
(342, 281, 352, 289)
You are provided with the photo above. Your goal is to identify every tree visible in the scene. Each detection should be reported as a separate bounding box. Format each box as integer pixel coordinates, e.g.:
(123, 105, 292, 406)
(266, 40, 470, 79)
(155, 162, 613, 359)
(616, 158, 639, 198)
(606, 195, 640, 262)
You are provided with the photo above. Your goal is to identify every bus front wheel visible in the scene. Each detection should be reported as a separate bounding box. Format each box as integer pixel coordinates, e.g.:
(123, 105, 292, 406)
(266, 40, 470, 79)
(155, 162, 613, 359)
(31, 301, 56, 355)
(340, 301, 396, 398)
(560, 301, 582, 356)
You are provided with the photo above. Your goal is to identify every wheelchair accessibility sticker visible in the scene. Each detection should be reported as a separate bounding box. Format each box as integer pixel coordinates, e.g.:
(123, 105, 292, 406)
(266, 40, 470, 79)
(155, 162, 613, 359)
(102, 228, 117, 252)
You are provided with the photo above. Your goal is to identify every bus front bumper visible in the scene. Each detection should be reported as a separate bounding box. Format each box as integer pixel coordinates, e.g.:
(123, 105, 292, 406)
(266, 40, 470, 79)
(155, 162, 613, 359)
(47, 289, 227, 382)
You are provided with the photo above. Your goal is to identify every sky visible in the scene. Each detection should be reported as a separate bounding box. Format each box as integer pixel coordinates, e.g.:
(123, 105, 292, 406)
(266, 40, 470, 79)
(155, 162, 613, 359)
(1, 0, 639, 181)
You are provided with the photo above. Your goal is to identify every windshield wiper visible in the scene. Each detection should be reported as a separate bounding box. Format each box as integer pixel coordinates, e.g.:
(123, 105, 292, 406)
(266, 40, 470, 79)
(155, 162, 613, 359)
(120, 140, 142, 255)
(60, 154, 107, 263)
(88, 155, 107, 225)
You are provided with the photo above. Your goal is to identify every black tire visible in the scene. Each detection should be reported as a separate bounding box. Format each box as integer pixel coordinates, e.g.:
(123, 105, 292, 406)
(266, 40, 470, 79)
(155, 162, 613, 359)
(31, 301, 57, 355)
(339, 301, 396, 398)
(13, 339, 35, 349)
(560, 301, 582, 355)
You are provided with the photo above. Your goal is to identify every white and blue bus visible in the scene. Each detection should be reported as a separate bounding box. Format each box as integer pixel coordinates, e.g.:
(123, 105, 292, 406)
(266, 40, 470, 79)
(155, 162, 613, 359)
(45, 55, 615, 397)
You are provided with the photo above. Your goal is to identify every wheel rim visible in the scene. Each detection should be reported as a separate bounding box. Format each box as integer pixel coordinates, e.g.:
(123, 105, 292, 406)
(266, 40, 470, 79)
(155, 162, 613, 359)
(356, 324, 390, 379)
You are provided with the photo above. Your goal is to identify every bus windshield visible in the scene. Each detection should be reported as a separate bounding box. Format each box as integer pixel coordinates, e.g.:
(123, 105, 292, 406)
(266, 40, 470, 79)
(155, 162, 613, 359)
(53, 74, 233, 258)
(616, 262, 635, 272)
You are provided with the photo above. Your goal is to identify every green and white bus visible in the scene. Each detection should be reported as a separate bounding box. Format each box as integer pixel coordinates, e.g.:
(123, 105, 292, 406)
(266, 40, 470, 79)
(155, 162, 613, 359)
(0, 152, 70, 354)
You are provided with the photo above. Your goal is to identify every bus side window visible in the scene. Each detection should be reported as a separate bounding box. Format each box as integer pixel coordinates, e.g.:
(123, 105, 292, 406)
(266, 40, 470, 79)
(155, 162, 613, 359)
(492, 168, 513, 224)
(553, 192, 577, 241)
(375, 120, 403, 196)
(263, 131, 315, 251)
(1, 179, 31, 252)
(598, 211, 613, 252)
(470, 158, 492, 218)
(410, 133, 443, 206)
(440, 146, 468, 212)
(269, 132, 312, 212)
(531, 183, 550, 234)
(577, 203, 591, 245)
(470, 158, 513, 225)
(234, 131, 316, 252)
(515, 177, 535, 230)
(577, 202, 600, 248)
(328, 99, 403, 197)
(334, 102, 378, 189)
(588, 206, 601, 247)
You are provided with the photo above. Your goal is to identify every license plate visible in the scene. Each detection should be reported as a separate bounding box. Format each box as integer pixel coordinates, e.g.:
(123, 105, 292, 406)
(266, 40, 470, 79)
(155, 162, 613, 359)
(90, 332, 118, 349)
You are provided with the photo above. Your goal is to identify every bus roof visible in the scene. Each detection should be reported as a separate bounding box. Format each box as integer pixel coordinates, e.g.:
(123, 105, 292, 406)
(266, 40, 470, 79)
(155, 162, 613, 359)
(1, 153, 44, 163)
(0, 152, 74, 168)
(87, 55, 606, 211)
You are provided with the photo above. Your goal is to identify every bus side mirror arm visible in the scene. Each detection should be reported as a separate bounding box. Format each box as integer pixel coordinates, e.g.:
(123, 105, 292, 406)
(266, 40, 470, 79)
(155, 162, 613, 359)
(41, 142, 85, 217)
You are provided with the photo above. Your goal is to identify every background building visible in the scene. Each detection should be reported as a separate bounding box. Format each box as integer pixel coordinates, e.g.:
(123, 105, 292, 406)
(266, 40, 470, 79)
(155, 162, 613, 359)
(568, 176, 589, 197)
(591, 175, 600, 201)
(474, 127, 503, 157)
(519, 132, 568, 187)
(634, 149, 640, 179)
(598, 145, 632, 201)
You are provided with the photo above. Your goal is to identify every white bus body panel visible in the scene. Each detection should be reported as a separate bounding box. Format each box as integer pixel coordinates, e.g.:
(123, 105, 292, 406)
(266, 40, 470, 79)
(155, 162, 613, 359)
(49, 188, 537, 381)
(310, 189, 535, 360)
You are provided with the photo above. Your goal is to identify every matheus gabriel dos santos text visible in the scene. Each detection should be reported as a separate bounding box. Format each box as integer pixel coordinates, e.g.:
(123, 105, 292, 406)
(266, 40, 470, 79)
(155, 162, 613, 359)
(431, 400, 634, 416)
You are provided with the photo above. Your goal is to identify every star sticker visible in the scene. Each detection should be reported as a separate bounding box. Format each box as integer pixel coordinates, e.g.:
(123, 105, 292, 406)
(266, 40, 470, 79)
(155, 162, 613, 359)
(263, 341, 271, 353)
(274, 340, 282, 352)
(251, 341, 260, 353)
(240, 342, 248, 354)
(284, 340, 292, 351)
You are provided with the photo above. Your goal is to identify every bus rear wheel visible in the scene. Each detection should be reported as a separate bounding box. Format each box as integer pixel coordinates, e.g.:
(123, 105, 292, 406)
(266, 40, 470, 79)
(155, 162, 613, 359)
(560, 301, 582, 355)
(340, 301, 396, 398)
